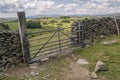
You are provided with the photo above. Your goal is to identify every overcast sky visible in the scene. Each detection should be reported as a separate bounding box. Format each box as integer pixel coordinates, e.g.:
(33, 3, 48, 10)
(0, 0, 120, 18)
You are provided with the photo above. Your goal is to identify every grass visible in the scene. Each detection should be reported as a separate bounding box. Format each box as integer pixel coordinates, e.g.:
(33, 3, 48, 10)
(5, 16, 92, 32)
(3, 16, 120, 80)
(74, 35, 120, 80)
(0, 55, 71, 80)
(6, 22, 18, 30)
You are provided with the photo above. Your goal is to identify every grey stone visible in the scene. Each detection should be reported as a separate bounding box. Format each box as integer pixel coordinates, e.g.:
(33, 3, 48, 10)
(77, 59, 89, 64)
(101, 40, 118, 45)
(66, 49, 73, 54)
(91, 72, 99, 79)
(100, 35, 105, 39)
(29, 63, 39, 69)
(41, 58, 49, 62)
(30, 72, 39, 76)
(94, 61, 108, 72)
(0, 67, 4, 72)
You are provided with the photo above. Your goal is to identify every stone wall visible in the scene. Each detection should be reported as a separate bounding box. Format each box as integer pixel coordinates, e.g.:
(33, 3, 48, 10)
(71, 17, 120, 47)
(0, 31, 23, 71)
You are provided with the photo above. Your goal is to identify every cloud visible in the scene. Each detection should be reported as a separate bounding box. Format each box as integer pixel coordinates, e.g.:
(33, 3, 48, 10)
(64, 4, 79, 11)
(0, 0, 120, 17)
(82, 2, 97, 9)
(0, 0, 55, 17)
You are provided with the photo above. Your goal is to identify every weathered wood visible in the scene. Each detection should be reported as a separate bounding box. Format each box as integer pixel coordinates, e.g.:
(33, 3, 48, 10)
(113, 16, 120, 35)
(17, 12, 30, 63)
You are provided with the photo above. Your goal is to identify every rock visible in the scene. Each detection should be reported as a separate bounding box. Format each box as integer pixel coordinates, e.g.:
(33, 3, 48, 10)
(41, 58, 49, 62)
(3, 73, 9, 76)
(84, 39, 92, 48)
(0, 67, 4, 72)
(66, 49, 73, 54)
(100, 35, 105, 39)
(91, 72, 99, 79)
(94, 61, 108, 72)
(29, 63, 39, 69)
(77, 59, 89, 64)
(30, 72, 39, 76)
(101, 40, 118, 45)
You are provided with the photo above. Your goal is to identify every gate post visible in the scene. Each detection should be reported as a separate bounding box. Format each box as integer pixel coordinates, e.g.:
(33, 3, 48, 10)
(17, 12, 30, 64)
(71, 21, 84, 48)
(78, 21, 85, 48)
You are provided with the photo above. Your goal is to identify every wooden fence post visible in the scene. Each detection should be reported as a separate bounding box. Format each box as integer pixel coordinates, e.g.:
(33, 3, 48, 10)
(17, 12, 30, 64)
(113, 16, 120, 35)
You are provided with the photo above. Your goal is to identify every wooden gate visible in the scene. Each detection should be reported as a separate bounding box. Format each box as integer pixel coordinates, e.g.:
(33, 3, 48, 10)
(18, 12, 72, 63)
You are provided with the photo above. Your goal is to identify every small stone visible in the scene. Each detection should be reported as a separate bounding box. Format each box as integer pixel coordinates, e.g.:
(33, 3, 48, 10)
(0, 72, 4, 76)
(101, 40, 118, 45)
(41, 58, 49, 62)
(0, 67, 4, 72)
(3, 73, 9, 76)
(29, 63, 39, 69)
(91, 72, 99, 79)
(77, 59, 89, 64)
(94, 61, 108, 72)
(100, 35, 105, 39)
(30, 72, 39, 76)
(66, 49, 73, 54)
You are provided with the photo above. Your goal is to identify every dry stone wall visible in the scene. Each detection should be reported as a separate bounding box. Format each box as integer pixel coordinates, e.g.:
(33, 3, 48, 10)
(0, 31, 23, 71)
(71, 17, 120, 47)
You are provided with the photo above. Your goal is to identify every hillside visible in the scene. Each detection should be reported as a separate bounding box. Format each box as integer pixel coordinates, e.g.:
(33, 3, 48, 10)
(0, 18, 17, 23)
(101, 13, 120, 19)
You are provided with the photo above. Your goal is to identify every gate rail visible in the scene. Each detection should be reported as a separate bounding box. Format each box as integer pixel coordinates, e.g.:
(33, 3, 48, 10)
(17, 12, 84, 64)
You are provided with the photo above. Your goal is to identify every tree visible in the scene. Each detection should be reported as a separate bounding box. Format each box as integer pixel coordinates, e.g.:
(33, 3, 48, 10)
(27, 20, 41, 28)
(60, 16, 71, 19)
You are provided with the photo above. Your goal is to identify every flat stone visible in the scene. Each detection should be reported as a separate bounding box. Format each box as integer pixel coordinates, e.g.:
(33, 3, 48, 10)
(30, 72, 39, 76)
(101, 40, 118, 45)
(29, 63, 39, 69)
(41, 58, 49, 62)
(66, 49, 73, 54)
(91, 72, 99, 79)
(77, 59, 89, 64)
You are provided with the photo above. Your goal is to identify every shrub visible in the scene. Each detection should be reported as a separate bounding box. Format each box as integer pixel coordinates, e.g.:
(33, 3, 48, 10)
(0, 23, 9, 30)
(57, 23, 63, 26)
(61, 19, 70, 23)
(27, 20, 41, 28)
(60, 16, 71, 19)
(50, 20, 57, 24)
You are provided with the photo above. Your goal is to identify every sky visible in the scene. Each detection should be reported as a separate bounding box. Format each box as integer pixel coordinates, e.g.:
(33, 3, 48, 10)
(0, 0, 120, 18)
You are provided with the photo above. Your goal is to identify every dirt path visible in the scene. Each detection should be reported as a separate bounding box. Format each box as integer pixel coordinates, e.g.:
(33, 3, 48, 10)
(62, 62, 90, 80)
(1, 55, 108, 80)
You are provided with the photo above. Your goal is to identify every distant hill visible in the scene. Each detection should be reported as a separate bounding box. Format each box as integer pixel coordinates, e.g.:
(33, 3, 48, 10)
(27, 14, 94, 19)
(100, 13, 120, 19)
(0, 18, 17, 23)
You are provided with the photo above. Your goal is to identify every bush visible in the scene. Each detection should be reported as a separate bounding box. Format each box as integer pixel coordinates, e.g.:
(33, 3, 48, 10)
(42, 22, 47, 25)
(60, 16, 71, 19)
(50, 20, 57, 24)
(57, 23, 63, 26)
(61, 19, 70, 23)
(27, 20, 41, 28)
(0, 23, 9, 30)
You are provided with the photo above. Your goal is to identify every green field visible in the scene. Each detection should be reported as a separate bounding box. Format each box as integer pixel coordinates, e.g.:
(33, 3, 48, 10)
(6, 16, 93, 32)
(74, 35, 120, 80)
